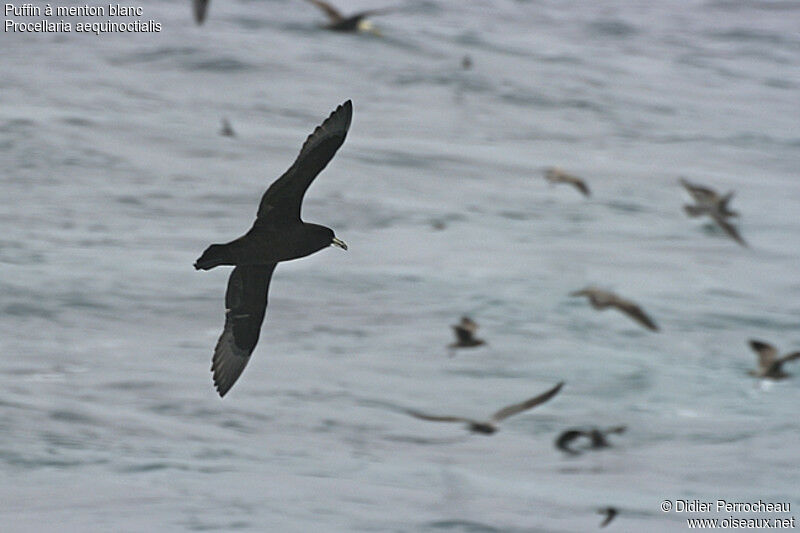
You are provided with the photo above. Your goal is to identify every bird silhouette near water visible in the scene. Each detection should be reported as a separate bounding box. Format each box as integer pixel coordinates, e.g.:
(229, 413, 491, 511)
(679, 178, 738, 217)
(406, 382, 564, 435)
(679, 177, 746, 247)
(305, 0, 395, 34)
(570, 287, 659, 332)
(545, 167, 591, 197)
(555, 426, 627, 455)
(195, 101, 352, 397)
(598, 507, 618, 527)
(748, 340, 800, 379)
(448, 316, 486, 353)
(219, 118, 236, 138)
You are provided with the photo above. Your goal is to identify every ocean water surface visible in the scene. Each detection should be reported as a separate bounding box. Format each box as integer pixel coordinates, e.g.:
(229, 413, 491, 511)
(2, 0, 799, 531)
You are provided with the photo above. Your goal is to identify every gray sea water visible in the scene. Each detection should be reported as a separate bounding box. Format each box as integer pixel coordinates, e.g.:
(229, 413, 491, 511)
(2, 0, 800, 531)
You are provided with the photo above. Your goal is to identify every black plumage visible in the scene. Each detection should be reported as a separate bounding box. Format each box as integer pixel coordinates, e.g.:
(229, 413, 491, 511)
(195, 101, 352, 397)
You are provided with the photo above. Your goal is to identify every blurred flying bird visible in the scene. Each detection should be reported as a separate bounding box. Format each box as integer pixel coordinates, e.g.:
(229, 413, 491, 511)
(220, 118, 236, 137)
(406, 382, 564, 435)
(679, 178, 738, 217)
(305, 0, 395, 34)
(545, 167, 590, 197)
(679, 178, 746, 247)
(570, 287, 659, 331)
(448, 316, 486, 352)
(555, 426, 627, 455)
(748, 340, 800, 379)
(195, 101, 352, 397)
(598, 507, 618, 528)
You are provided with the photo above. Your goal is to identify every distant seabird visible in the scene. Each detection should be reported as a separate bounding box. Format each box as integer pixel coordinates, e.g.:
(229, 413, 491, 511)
(406, 382, 564, 435)
(194, 101, 352, 397)
(545, 167, 590, 197)
(220, 118, 236, 137)
(570, 287, 659, 332)
(448, 316, 486, 351)
(679, 178, 738, 217)
(679, 178, 746, 247)
(598, 507, 618, 528)
(748, 340, 800, 379)
(555, 426, 627, 455)
(461, 55, 473, 70)
(305, 0, 394, 34)
(192, 0, 209, 25)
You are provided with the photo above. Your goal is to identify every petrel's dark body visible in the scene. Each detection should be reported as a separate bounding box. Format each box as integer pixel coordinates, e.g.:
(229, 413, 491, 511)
(195, 101, 352, 397)
(305, 0, 394, 33)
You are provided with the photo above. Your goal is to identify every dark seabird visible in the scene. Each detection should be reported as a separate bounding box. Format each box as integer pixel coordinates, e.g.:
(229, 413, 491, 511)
(448, 316, 486, 351)
(555, 426, 627, 455)
(679, 178, 746, 247)
(406, 382, 564, 435)
(194, 101, 352, 397)
(679, 178, 738, 217)
(192, 0, 209, 25)
(598, 507, 618, 528)
(220, 118, 236, 138)
(570, 287, 659, 332)
(461, 55, 473, 70)
(305, 0, 394, 34)
(748, 340, 800, 379)
(545, 167, 590, 197)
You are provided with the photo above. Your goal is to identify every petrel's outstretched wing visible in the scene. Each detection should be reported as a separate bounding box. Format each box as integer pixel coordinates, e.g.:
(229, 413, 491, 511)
(679, 177, 716, 203)
(613, 298, 659, 331)
(569, 178, 591, 197)
(490, 382, 564, 422)
(193, 0, 210, 24)
(405, 410, 473, 424)
(305, 0, 344, 23)
(257, 101, 352, 222)
(711, 212, 747, 247)
(775, 352, 800, 372)
(211, 264, 277, 397)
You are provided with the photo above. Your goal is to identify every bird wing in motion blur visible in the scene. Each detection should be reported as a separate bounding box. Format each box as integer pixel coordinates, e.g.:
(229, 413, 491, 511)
(305, 0, 344, 22)
(710, 211, 747, 247)
(405, 410, 474, 424)
(490, 382, 564, 422)
(613, 298, 659, 331)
